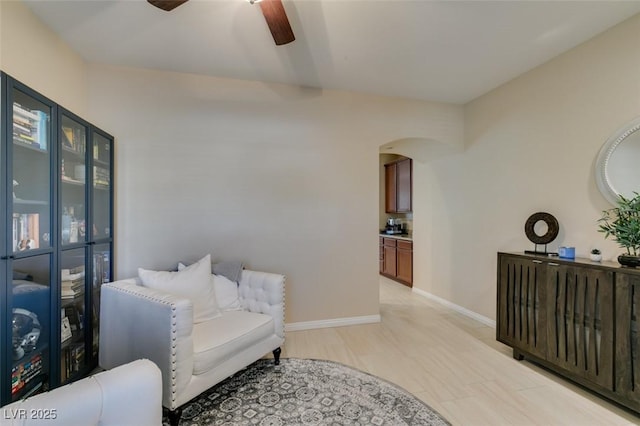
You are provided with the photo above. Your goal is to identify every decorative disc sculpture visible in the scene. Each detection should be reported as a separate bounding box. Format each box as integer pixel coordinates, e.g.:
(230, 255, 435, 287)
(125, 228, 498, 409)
(524, 212, 559, 255)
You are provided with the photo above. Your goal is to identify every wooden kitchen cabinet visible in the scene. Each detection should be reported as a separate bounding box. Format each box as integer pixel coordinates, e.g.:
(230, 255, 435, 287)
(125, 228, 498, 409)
(379, 237, 412, 287)
(396, 240, 413, 285)
(385, 158, 412, 213)
(380, 237, 397, 277)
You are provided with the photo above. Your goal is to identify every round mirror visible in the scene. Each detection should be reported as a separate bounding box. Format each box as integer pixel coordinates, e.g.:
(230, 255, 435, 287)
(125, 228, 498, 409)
(595, 117, 640, 205)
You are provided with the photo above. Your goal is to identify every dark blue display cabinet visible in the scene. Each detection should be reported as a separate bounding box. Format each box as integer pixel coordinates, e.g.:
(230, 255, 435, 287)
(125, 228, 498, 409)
(0, 73, 113, 405)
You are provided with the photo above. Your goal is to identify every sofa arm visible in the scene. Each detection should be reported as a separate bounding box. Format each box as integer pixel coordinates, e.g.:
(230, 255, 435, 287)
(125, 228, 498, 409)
(99, 280, 194, 410)
(238, 270, 285, 339)
(0, 359, 162, 426)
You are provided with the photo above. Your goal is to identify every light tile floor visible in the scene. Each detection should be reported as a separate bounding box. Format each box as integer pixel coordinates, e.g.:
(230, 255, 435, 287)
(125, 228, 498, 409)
(281, 276, 640, 426)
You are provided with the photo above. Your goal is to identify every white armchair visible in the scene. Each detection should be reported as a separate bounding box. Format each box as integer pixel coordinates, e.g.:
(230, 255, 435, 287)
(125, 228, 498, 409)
(99, 269, 285, 426)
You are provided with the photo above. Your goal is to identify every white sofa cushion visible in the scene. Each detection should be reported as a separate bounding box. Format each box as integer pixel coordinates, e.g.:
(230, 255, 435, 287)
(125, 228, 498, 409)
(191, 311, 275, 375)
(212, 274, 242, 311)
(139, 254, 220, 323)
(178, 262, 242, 311)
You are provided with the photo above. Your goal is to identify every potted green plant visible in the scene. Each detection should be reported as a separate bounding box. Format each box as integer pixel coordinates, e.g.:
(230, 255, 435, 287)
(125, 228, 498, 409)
(590, 248, 602, 262)
(598, 192, 640, 267)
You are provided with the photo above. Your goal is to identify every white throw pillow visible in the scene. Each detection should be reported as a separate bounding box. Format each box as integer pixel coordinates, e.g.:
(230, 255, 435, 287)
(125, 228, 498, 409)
(139, 254, 220, 323)
(177, 262, 242, 311)
(212, 274, 243, 311)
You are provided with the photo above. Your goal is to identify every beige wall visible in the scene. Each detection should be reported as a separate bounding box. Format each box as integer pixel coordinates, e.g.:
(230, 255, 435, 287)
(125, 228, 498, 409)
(86, 65, 463, 325)
(0, 0, 87, 115)
(0, 0, 465, 326)
(6, 0, 637, 326)
(410, 14, 640, 320)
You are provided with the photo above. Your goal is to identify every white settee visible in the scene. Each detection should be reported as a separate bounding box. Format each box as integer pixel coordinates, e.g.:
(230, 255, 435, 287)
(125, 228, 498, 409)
(0, 359, 162, 426)
(99, 265, 285, 425)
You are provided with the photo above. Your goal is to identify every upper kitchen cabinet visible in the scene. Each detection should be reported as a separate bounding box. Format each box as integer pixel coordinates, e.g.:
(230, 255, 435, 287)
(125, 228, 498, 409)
(385, 158, 412, 213)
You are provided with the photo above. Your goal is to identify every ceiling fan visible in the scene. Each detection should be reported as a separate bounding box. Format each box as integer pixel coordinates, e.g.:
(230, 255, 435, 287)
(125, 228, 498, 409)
(147, 0, 295, 46)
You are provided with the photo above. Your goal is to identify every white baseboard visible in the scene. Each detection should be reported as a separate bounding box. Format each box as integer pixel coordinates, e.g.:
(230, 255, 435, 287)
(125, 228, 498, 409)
(411, 287, 496, 328)
(285, 314, 381, 332)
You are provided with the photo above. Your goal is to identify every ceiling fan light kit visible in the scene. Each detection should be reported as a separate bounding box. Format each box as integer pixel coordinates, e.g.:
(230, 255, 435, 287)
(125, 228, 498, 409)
(147, 0, 295, 46)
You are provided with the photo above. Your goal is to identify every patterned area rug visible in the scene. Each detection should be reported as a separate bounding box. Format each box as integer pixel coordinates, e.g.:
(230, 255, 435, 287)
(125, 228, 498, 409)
(163, 358, 450, 425)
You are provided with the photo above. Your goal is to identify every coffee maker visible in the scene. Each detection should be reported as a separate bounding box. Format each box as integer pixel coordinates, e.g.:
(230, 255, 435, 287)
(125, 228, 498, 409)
(385, 218, 404, 234)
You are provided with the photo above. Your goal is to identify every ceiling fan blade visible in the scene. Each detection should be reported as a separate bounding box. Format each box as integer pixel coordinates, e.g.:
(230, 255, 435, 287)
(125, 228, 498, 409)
(259, 0, 295, 46)
(147, 0, 189, 12)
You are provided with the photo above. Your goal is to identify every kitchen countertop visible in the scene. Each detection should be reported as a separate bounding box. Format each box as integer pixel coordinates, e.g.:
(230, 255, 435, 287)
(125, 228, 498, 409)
(379, 232, 412, 241)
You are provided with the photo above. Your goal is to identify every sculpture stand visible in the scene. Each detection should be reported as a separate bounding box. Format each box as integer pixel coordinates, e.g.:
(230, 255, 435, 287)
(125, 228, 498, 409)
(525, 243, 557, 256)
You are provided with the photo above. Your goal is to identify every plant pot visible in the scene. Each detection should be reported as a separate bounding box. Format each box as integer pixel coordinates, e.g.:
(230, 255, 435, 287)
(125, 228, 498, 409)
(618, 254, 640, 268)
(590, 253, 602, 262)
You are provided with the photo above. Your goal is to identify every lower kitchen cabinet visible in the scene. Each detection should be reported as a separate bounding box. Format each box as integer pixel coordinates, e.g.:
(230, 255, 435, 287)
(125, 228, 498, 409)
(497, 252, 640, 413)
(380, 237, 412, 287)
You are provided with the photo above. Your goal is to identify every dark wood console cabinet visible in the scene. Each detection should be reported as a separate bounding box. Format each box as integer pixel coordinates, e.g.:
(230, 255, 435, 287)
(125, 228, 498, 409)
(497, 252, 640, 413)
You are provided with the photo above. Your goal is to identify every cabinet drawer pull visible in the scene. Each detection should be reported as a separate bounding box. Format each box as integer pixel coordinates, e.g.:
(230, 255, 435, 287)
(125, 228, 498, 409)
(548, 262, 559, 266)
(532, 260, 543, 264)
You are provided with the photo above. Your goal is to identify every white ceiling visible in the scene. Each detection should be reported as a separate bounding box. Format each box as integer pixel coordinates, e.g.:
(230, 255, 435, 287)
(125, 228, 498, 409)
(22, 0, 640, 104)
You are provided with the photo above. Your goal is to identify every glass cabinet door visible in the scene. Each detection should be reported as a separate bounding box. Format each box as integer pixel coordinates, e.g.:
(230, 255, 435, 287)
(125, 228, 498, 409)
(10, 254, 51, 402)
(90, 244, 111, 359)
(11, 87, 52, 252)
(59, 248, 87, 384)
(91, 132, 111, 241)
(3, 77, 55, 404)
(60, 113, 87, 246)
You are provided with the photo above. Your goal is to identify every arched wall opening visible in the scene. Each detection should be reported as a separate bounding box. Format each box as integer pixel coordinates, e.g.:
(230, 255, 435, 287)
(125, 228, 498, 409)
(378, 137, 462, 294)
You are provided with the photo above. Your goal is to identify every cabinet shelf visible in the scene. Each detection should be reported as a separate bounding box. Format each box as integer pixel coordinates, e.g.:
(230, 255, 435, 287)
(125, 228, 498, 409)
(61, 176, 85, 186)
(61, 145, 84, 158)
(13, 139, 47, 153)
(13, 198, 48, 206)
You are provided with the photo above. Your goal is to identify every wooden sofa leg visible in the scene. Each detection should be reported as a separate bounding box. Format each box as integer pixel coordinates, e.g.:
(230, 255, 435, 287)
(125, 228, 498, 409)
(168, 407, 183, 426)
(273, 347, 282, 365)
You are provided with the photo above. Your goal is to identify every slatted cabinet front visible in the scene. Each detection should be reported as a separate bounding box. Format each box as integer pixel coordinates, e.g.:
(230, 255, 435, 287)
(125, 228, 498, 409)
(497, 256, 547, 359)
(615, 272, 640, 404)
(546, 263, 614, 390)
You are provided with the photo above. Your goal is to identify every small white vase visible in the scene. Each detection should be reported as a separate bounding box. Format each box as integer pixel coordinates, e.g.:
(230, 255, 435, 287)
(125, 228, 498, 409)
(590, 253, 602, 262)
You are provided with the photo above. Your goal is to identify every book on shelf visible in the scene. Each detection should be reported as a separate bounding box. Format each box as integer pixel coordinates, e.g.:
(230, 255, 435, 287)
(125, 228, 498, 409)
(61, 343, 85, 381)
(61, 265, 84, 299)
(13, 103, 39, 120)
(61, 126, 74, 150)
(70, 343, 85, 374)
(61, 317, 72, 343)
(93, 253, 108, 285)
(12, 103, 47, 150)
(61, 285, 84, 299)
(93, 166, 110, 186)
(61, 265, 84, 280)
(61, 125, 85, 154)
(63, 305, 83, 334)
(34, 110, 48, 150)
(61, 277, 84, 299)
